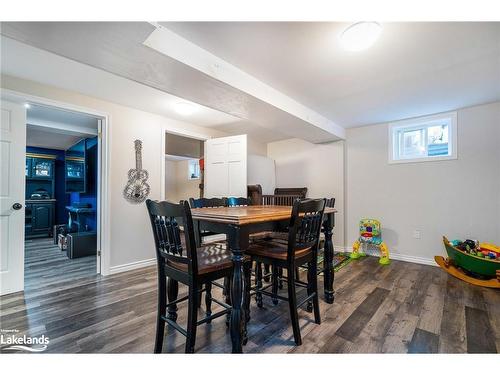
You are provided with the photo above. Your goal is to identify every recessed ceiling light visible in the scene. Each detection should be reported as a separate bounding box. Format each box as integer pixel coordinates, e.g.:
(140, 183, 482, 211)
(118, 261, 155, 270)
(173, 101, 198, 116)
(24, 103, 31, 109)
(340, 22, 382, 52)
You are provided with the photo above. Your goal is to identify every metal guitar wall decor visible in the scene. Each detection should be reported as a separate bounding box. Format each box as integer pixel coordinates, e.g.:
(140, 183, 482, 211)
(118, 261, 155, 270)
(123, 139, 150, 204)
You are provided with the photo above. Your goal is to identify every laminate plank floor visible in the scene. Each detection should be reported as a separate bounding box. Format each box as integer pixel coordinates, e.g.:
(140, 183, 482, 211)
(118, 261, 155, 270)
(1, 255, 498, 353)
(24, 237, 96, 291)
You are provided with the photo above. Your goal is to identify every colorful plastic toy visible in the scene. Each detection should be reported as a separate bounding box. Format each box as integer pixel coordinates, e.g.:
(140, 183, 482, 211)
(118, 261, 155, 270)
(351, 218, 390, 265)
(435, 237, 500, 288)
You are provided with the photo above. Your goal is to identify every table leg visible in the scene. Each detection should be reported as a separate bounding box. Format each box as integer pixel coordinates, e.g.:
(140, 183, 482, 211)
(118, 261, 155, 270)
(228, 224, 247, 353)
(323, 212, 335, 304)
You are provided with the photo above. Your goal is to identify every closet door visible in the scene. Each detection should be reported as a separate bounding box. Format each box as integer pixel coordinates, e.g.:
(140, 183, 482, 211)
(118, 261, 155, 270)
(204, 134, 247, 198)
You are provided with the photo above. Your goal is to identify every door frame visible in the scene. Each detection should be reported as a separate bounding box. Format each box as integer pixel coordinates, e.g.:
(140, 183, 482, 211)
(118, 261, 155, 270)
(161, 127, 210, 201)
(1, 88, 111, 276)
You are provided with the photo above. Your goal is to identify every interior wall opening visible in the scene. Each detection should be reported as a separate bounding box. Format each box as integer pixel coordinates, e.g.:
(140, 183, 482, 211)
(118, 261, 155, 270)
(164, 131, 205, 203)
(24, 103, 101, 290)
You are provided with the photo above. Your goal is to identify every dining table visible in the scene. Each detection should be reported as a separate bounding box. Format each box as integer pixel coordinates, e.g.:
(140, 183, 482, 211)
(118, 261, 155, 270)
(189, 204, 337, 353)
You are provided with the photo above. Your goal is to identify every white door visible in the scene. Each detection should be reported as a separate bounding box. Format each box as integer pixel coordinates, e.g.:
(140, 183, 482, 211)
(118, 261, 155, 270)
(204, 134, 247, 198)
(0, 101, 26, 295)
(96, 119, 102, 275)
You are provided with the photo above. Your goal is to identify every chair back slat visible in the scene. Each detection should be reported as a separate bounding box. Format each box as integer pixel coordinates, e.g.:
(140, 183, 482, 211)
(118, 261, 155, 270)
(287, 198, 326, 261)
(227, 197, 251, 206)
(146, 199, 198, 272)
(189, 197, 227, 208)
(262, 194, 302, 206)
(274, 187, 308, 198)
(326, 197, 336, 208)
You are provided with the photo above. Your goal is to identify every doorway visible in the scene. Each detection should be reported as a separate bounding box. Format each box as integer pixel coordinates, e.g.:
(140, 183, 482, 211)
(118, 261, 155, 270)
(24, 103, 101, 290)
(164, 132, 205, 203)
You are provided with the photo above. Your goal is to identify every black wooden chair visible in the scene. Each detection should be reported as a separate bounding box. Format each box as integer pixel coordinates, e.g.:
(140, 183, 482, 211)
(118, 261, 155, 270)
(247, 198, 326, 346)
(296, 197, 336, 281)
(247, 184, 262, 205)
(227, 196, 251, 206)
(147, 199, 246, 353)
(189, 197, 228, 243)
(274, 187, 308, 199)
(189, 197, 227, 208)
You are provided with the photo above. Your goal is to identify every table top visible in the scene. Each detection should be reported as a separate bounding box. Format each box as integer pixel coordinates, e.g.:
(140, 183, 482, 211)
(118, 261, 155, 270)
(191, 205, 336, 225)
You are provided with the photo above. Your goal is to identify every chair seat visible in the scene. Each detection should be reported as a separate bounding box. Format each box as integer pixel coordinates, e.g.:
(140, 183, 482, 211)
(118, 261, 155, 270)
(168, 243, 248, 275)
(247, 239, 312, 261)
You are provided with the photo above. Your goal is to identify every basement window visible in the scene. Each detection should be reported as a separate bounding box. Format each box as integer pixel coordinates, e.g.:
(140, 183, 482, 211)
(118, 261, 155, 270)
(389, 111, 457, 164)
(188, 159, 201, 180)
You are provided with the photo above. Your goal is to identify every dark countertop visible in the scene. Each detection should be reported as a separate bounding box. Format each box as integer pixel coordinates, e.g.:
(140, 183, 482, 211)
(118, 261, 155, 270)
(66, 206, 95, 213)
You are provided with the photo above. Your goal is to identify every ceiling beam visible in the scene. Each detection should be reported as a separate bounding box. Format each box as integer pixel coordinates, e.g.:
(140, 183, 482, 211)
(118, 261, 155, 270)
(1, 22, 345, 143)
(144, 25, 345, 141)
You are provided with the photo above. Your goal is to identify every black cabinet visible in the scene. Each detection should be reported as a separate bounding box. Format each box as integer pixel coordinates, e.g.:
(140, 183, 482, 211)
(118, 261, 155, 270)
(25, 153, 57, 238)
(25, 201, 55, 238)
(32, 203, 53, 233)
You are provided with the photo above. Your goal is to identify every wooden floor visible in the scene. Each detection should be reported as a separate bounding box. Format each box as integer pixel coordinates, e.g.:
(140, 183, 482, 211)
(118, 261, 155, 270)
(24, 237, 96, 290)
(1, 255, 498, 353)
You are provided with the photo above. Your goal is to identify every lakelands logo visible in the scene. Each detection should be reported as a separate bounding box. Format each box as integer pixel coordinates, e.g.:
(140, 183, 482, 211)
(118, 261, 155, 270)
(1, 329, 49, 352)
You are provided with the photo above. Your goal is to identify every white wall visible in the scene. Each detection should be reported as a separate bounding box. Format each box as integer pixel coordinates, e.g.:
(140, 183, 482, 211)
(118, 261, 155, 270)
(165, 159, 201, 202)
(164, 159, 178, 202)
(346, 102, 500, 264)
(267, 138, 345, 246)
(1, 75, 227, 274)
(247, 136, 268, 156)
(247, 154, 276, 195)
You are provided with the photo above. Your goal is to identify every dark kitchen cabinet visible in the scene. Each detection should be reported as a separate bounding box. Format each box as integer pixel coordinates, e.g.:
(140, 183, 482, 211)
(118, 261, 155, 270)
(25, 153, 57, 239)
(26, 201, 55, 238)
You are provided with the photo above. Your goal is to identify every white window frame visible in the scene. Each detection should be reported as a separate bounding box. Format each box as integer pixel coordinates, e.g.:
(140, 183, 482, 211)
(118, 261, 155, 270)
(188, 159, 201, 180)
(388, 111, 458, 164)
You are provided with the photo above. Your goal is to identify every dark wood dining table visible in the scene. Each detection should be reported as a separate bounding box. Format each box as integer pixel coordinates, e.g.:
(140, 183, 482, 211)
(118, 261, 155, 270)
(189, 205, 336, 353)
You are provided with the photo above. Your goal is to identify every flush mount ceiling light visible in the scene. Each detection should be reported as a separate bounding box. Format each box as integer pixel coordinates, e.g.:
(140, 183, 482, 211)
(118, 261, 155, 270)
(24, 103, 31, 109)
(173, 101, 198, 116)
(340, 22, 382, 52)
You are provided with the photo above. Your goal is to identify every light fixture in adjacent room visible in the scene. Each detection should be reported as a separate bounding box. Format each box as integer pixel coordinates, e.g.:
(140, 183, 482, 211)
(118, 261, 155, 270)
(340, 22, 382, 52)
(24, 103, 31, 109)
(173, 101, 198, 116)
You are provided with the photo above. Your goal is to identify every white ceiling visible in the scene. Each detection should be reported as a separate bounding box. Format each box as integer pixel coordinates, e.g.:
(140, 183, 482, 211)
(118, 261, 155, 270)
(27, 104, 98, 130)
(26, 125, 84, 150)
(2, 22, 499, 143)
(26, 103, 98, 149)
(1, 36, 287, 142)
(163, 22, 500, 127)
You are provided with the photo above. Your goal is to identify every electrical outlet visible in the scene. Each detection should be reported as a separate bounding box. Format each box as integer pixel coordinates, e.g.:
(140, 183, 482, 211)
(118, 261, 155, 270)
(413, 230, 421, 239)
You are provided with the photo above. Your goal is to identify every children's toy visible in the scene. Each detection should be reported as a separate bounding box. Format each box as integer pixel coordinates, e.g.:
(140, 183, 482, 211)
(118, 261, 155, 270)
(435, 237, 500, 288)
(351, 218, 390, 265)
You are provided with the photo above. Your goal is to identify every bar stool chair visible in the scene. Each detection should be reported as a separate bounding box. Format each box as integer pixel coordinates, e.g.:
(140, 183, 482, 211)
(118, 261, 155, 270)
(247, 198, 326, 346)
(146, 199, 249, 353)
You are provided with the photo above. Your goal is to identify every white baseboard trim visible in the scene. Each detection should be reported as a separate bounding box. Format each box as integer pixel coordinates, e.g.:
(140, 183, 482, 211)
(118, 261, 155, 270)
(107, 246, 437, 275)
(389, 253, 437, 267)
(336, 246, 437, 267)
(334, 246, 348, 253)
(109, 258, 156, 275)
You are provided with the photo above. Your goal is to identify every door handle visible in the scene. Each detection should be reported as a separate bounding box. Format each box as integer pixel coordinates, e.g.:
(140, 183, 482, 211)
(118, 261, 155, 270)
(12, 203, 23, 210)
